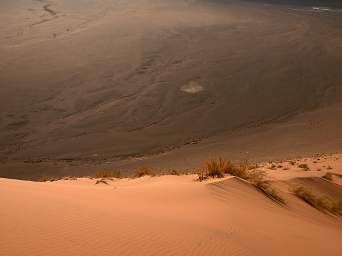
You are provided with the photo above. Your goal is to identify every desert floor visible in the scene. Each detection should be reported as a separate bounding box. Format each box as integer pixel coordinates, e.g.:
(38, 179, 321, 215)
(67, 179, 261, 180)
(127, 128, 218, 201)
(1, 0, 342, 179)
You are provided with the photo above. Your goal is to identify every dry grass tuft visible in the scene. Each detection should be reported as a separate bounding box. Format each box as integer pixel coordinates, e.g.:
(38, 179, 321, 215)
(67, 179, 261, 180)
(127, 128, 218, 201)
(197, 158, 238, 180)
(204, 158, 228, 178)
(38, 176, 58, 182)
(197, 168, 209, 181)
(135, 167, 155, 177)
(291, 186, 342, 215)
(63, 176, 77, 181)
(269, 164, 277, 170)
(95, 170, 121, 179)
(298, 164, 310, 171)
(227, 161, 250, 179)
(248, 170, 285, 204)
(197, 158, 285, 204)
(168, 169, 180, 175)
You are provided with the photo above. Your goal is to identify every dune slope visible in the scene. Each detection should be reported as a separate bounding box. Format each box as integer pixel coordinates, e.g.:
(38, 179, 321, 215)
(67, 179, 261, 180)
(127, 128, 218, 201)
(1, 173, 342, 256)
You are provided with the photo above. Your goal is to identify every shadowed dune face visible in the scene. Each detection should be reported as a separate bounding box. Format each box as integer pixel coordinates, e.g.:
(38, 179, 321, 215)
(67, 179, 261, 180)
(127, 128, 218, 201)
(1, 0, 342, 178)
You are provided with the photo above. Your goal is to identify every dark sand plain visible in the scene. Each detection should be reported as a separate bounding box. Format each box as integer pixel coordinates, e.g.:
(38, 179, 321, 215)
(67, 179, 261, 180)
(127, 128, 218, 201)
(1, 0, 342, 179)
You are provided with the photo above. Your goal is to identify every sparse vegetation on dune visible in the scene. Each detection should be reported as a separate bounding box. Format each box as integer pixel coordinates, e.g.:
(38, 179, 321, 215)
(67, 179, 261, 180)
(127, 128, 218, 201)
(95, 170, 121, 179)
(205, 158, 232, 178)
(168, 169, 180, 176)
(37, 176, 59, 182)
(135, 167, 156, 177)
(291, 186, 342, 216)
(298, 164, 310, 171)
(247, 170, 285, 204)
(198, 158, 284, 204)
(63, 176, 77, 181)
(269, 164, 277, 170)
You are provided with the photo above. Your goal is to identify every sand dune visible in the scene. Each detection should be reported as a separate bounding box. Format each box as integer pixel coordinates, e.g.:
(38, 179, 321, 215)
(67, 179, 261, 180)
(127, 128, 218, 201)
(1, 155, 342, 256)
(1, 1, 341, 255)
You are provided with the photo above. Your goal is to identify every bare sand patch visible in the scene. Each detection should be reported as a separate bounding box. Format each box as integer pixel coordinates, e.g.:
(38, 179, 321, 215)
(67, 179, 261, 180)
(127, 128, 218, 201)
(180, 80, 205, 94)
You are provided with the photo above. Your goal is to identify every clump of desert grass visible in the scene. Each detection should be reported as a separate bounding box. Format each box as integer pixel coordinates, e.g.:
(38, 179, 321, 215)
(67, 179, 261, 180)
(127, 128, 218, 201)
(95, 170, 121, 179)
(160, 169, 192, 176)
(269, 164, 277, 170)
(170, 169, 194, 175)
(63, 176, 77, 181)
(298, 164, 310, 171)
(197, 158, 252, 180)
(197, 158, 284, 204)
(247, 169, 285, 204)
(204, 158, 229, 178)
(291, 186, 342, 215)
(289, 161, 296, 166)
(37, 176, 59, 182)
(135, 167, 156, 177)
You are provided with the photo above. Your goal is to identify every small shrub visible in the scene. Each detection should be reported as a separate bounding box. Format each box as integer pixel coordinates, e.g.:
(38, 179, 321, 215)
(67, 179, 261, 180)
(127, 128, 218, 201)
(197, 168, 209, 181)
(298, 164, 310, 171)
(169, 169, 180, 175)
(204, 158, 227, 178)
(327, 166, 333, 170)
(135, 167, 155, 177)
(197, 158, 242, 180)
(269, 164, 277, 170)
(289, 161, 296, 166)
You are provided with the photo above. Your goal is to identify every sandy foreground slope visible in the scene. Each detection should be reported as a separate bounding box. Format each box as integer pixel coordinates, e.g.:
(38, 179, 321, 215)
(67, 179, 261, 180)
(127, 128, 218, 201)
(1, 155, 342, 256)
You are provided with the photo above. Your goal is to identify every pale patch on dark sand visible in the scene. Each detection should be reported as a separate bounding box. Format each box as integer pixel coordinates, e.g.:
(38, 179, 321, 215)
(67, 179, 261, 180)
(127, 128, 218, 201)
(1, 0, 342, 179)
(180, 81, 205, 94)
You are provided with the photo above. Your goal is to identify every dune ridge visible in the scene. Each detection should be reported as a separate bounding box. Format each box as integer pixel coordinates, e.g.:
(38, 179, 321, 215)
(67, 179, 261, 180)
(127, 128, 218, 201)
(1, 155, 342, 256)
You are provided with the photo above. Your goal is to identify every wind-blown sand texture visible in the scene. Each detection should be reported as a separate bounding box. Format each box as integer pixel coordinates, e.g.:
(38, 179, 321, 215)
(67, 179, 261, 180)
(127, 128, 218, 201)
(1, 0, 342, 179)
(1, 154, 342, 256)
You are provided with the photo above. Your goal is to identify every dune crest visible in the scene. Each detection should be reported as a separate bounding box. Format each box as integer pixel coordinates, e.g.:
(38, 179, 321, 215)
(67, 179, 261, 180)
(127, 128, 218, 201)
(1, 154, 342, 256)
